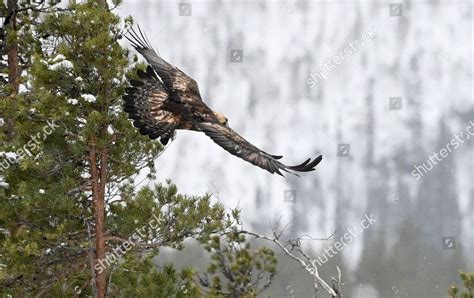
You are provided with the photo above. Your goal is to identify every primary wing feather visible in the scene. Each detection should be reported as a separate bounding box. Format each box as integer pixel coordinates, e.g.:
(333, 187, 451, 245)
(125, 26, 202, 101)
(196, 122, 322, 176)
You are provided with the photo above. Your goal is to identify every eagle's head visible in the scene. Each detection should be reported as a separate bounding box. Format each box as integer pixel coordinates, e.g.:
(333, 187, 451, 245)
(214, 111, 229, 127)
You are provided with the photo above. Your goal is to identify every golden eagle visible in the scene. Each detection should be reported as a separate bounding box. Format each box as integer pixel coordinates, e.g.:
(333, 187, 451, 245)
(123, 27, 322, 176)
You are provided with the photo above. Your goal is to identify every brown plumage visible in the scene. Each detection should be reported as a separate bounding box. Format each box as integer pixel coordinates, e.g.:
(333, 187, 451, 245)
(123, 27, 322, 176)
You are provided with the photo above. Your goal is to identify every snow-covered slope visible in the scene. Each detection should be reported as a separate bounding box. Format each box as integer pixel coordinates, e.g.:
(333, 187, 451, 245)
(118, 0, 474, 285)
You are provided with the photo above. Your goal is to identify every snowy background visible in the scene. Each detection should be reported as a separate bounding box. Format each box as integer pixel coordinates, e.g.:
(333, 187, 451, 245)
(119, 1, 473, 297)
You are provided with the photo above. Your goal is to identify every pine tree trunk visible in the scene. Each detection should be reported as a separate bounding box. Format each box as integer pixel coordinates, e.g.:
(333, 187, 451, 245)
(1, 0, 19, 138)
(90, 143, 108, 298)
(6, 0, 19, 93)
(92, 2, 109, 296)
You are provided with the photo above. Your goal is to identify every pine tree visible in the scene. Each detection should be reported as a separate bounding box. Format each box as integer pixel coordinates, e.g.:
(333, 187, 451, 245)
(200, 231, 277, 297)
(1, 0, 57, 133)
(0, 1, 276, 296)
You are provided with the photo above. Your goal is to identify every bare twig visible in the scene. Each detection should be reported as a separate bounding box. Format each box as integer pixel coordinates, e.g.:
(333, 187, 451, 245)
(238, 228, 343, 297)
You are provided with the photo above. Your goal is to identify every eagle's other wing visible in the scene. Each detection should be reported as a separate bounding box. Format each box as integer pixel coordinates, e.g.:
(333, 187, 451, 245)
(123, 65, 178, 144)
(125, 26, 201, 102)
(196, 122, 322, 176)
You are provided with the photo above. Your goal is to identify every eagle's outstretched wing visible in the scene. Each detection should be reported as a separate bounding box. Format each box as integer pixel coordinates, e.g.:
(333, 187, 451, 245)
(123, 65, 178, 144)
(195, 122, 322, 176)
(125, 26, 202, 103)
(123, 26, 219, 143)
